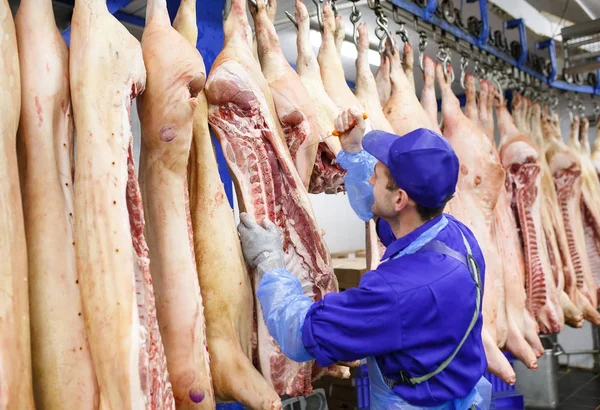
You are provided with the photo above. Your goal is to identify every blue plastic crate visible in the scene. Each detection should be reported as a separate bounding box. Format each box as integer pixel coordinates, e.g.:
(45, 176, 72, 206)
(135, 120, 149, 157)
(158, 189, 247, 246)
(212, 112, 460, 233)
(216, 403, 245, 410)
(356, 363, 370, 409)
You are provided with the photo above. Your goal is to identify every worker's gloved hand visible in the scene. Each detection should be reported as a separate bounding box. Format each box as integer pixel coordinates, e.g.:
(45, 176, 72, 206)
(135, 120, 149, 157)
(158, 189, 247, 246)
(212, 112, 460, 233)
(237, 212, 285, 276)
(335, 105, 367, 154)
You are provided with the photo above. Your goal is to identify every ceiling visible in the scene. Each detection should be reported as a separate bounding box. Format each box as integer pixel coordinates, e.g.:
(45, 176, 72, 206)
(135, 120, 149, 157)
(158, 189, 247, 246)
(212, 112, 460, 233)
(6, 0, 599, 101)
(6, 0, 598, 34)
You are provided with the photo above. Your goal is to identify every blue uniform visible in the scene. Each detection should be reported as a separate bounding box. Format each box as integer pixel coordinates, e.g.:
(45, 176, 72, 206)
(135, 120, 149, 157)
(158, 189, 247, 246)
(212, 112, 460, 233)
(254, 129, 490, 409)
(302, 214, 487, 406)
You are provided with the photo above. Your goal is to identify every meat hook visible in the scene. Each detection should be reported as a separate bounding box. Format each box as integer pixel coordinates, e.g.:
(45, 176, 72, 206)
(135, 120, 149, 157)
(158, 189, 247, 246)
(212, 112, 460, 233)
(349, 0, 362, 47)
(567, 95, 574, 122)
(285, 11, 298, 30)
(374, 3, 394, 55)
(248, 0, 258, 10)
(395, 22, 410, 46)
(418, 31, 427, 72)
(472, 59, 482, 80)
(331, 0, 338, 16)
(437, 45, 454, 84)
(313, 0, 324, 32)
(487, 70, 503, 99)
(459, 55, 468, 89)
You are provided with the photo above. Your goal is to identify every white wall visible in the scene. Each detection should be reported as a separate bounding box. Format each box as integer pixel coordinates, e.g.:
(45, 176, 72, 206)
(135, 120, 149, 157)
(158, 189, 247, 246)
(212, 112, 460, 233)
(308, 193, 366, 254)
(558, 322, 596, 369)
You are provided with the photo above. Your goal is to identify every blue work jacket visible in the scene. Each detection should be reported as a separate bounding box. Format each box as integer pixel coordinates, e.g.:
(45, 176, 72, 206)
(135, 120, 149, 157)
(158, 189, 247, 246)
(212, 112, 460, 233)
(301, 213, 488, 407)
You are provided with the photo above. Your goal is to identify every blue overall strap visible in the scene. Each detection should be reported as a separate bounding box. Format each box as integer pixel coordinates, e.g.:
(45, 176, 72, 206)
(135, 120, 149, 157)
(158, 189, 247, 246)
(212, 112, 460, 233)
(387, 231, 482, 388)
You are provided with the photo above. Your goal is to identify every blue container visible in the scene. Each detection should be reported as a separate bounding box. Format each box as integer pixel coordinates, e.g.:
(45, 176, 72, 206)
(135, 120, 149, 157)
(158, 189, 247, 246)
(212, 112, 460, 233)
(216, 403, 245, 410)
(356, 363, 370, 409)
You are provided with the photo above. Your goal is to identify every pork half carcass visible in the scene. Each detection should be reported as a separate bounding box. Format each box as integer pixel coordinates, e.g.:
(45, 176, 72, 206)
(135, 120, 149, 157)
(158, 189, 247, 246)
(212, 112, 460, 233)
(465, 80, 542, 368)
(136, 1, 214, 408)
(567, 116, 600, 302)
(354, 23, 393, 133)
(177, 1, 282, 408)
(293, 0, 345, 194)
(436, 65, 515, 384)
(542, 111, 600, 325)
(384, 42, 432, 135)
(0, 1, 35, 408)
(375, 51, 391, 107)
(15, 0, 99, 407)
(314, 5, 386, 268)
(250, 0, 321, 190)
(318, 3, 359, 111)
(70, 0, 175, 407)
(418, 56, 464, 221)
(496, 96, 564, 335)
(420, 55, 440, 133)
(205, 0, 341, 396)
(527, 103, 585, 328)
(353, 22, 398, 267)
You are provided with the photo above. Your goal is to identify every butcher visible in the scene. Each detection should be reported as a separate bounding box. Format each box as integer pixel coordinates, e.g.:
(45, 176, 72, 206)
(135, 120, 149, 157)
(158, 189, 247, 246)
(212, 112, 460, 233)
(238, 107, 492, 410)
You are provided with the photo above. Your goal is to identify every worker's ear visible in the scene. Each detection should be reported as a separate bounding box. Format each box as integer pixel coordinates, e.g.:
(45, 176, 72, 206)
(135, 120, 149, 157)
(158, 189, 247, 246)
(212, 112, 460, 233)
(394, 189, 409, 213)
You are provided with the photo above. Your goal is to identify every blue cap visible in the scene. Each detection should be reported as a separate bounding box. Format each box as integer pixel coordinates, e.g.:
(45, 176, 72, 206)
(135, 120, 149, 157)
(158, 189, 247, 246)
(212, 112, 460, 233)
(362, 128, 459, 208)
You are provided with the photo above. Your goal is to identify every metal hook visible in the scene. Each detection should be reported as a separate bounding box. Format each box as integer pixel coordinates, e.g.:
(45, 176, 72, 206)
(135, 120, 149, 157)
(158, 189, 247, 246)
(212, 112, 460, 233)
(248, 0, 257, 9)
(395, 22, 409, 45)
(374, 7, 394, 55)
(285, 11, 298, 30)
(349, 0, 362, 47)
(313, 0, 323, 32)
(472, 60, 481, 80)
(460, 55, 468, 90)
(331, 0, 338, 16)
(437, 45, 454, 83)
(418, 32, 427, 72)
(485, 70, 503, 99)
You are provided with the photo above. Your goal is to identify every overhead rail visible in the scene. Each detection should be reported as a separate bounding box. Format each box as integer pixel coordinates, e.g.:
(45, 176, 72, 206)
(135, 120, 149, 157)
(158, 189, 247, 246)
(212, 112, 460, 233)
(372, 0, 600, 95)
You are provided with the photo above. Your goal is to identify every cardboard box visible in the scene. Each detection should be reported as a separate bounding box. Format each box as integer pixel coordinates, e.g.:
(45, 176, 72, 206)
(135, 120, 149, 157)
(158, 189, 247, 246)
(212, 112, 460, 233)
(332, 257, 368, 290)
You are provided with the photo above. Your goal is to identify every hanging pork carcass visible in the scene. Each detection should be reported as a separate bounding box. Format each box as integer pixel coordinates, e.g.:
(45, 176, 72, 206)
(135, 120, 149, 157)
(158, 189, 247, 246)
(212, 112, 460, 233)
(69, 0, 175, 406)
(205, 0, 346, 396)
(15, 0, 99, 407)
(293, 0, 345, 194)
(525, 100, 585, 328)
(436, 64, 515, 384)
(137, 0, 216, 407)
(0, 0, 36, 407)
(543, 111, 600, 326)
(463, 80, 543, 368)
(176, 0, 283, 407)
(497, 94, 565, 336)
(566, 116, 600, 302)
